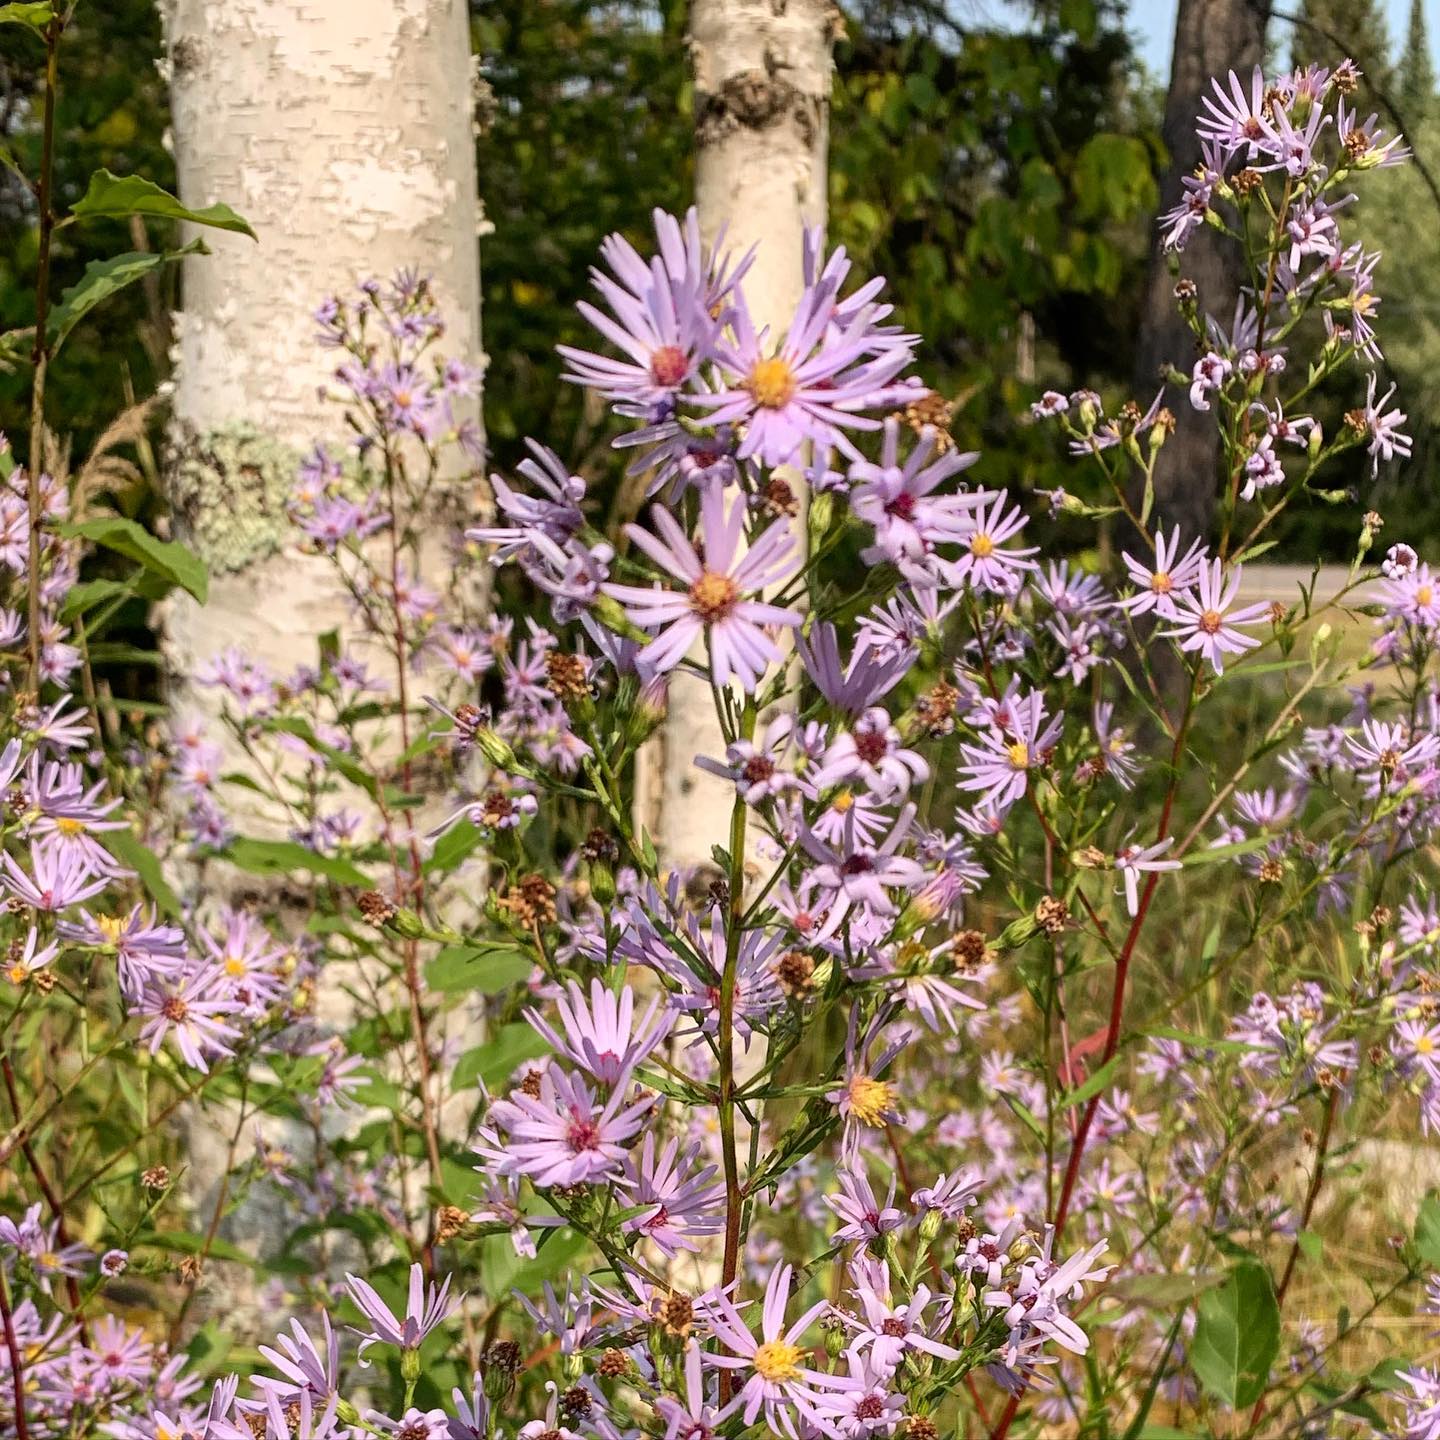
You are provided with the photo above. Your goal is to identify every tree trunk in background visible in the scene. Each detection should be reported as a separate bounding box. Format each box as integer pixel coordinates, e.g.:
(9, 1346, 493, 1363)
(156, 0, 483, 1327)
(159, 0, 484, 702)
(1133, 0, 1269, 543)
(638, 0, 838, 876)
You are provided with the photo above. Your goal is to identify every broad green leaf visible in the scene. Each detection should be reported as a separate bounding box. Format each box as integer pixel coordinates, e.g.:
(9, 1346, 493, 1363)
(424, 819, 484, 875)
(103, 827, 182, 919)
(71, 169, 257, 238)
(452, 1023, 547, 1091)
(425, 945, 532, 995)
(0, 3, 53, 32)
(59, 573, 171, 622)
(1191, 1260, 1280, 1409)
(224, 837, 369, 888)
(48, 241, 207, 354)
(1414, 1191, 1440, 1268)
(62, 516, 208, 603)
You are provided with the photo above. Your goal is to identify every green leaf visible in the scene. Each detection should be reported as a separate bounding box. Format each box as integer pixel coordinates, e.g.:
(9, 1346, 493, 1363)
(103, 828, 182, 919)
(1414, 1191, 1440, 1268)
(48, 242, 208, 355)
(262, 717, 377, 798)
(71, 169, 257, 239)
(425, 946, 532, 995)
(223, 838, 369, 888)
(424, 819, 484, 876)
(1191, 1260, 1280, 1409)
(1058, 1054, 1122, 1109)
(61, 516, 208, 603)
(0, 3, 53, 33)
(452, 1024, 547, 1091)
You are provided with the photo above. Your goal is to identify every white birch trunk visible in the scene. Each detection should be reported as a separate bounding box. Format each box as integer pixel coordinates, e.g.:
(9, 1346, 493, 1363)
(638, 0, 839, 873)
(155, 0, 485, 1327)
(159, 0, 485, 701)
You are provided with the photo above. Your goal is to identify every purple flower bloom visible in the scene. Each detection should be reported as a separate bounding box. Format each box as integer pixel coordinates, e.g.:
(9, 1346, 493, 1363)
(345, 1263, 457, 1363)
(525, 979, 672, 1087)
(1161, 560, 1271, 674)
(705, 1263, 847, 1436)
(604, 486, 802, 692)
(695, 263, 915, 466)
(484, 1066, 656, 1186)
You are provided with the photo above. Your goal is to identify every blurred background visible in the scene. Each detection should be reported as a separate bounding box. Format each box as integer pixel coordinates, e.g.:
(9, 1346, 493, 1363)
(2, 0, 1436, 567)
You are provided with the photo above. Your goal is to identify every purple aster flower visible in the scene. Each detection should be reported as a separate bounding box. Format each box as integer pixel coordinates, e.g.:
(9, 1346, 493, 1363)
(801, 803, 926, 923)
(135, 967, 242, 1072)
(484, 1066, 655, 1186)
(1120, 526, 1206, 619)
(558, 207, 748, 407)
(1113, 838, 1182, 915)
(695, 714, 805, 804)
(955, 688, 1062, 813)
(656, 1343, 725, 1440)
(814, 1350, 905, 1439)
(345, 1263, 457, 1363)
(1362, 372, 1413, 475)
(813, 708, 928, 799)
(524, 979, 673, 1087)
(1161, 559, 1271, 674)
(825, 1165, 904, 1245)
(705, 1262, 847, 1435)
(841, 1272, 959, 1375)
(934, 492, 1038, 594)
(848, 418, 984, 565)
(0, 844, 109, 912)
(694, 266, 915, 467)
(618, 1135, 724, 1257)
(254, 1313, 341, 1401)
(604, 486, 802, 692)
(799, 623, 912, 717)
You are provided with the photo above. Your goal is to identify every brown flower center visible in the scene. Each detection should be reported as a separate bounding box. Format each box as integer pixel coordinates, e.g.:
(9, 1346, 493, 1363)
(689, 570, 739, 622)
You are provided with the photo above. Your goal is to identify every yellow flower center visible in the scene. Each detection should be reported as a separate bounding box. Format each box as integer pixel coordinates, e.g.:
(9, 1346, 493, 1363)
(1419, 1035, 1435, 1055)
(1006, 741, 1030, 770)
(224, 955, 247, 978)
(96, 915, 123, 942)
(846, 1075, 896, 1127)
(831, 789, 855, 815)
(37, 1251, 58, 1271)
(1150, 571, 1172, 594)
(970, 533, 995, 559)
(1199, 609, 1223, 635)
(55, 817, 85, 836)
(753, 1340, 804, 1383)
(1419, 586, 1434, 607)
(689, 571, 739, 622)
(746, 357, 798, 410)
(6, 963, 27, 985)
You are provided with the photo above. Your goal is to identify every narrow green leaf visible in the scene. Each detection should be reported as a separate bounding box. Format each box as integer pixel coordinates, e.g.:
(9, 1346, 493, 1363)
(62, 516, 208, 603)
(1191, 1260, 1280, 1409)
(223, 838, 369, 888)
(71, 169, 257, 238)
(1059, 1054, 1122, 1109)
(103, 828, 182, 919)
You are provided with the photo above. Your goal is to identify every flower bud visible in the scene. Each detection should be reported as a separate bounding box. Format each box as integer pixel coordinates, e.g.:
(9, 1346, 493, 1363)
(401, 1346, 422, 1385)
(474, 727, 518, 773)
(918, 1207, 944, 1244)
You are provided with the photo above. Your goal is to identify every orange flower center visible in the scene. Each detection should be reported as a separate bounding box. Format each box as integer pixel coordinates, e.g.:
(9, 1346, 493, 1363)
(689, 571, 739, 622)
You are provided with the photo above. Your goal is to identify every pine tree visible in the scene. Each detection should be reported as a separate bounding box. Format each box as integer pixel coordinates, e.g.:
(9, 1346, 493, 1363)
(1291, 0, 1394, 97)
(1401, 0, 1436, 125)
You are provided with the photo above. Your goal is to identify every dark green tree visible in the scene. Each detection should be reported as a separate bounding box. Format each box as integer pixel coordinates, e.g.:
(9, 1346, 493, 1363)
(1401, 0, 1436, 124)
(1290, 0, 1394, 96)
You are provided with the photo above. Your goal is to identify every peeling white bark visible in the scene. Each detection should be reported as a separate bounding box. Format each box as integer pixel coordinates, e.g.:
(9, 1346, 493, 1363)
(641, 0, 837, 872)
(156, 0, 485, 1326)
(159, 0, 485, 694)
